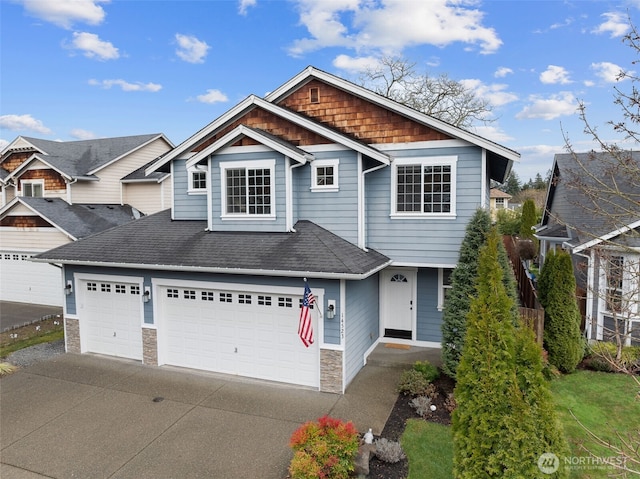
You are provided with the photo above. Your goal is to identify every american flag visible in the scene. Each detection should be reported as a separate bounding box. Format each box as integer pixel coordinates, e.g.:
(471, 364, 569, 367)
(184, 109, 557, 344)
(298, 282, 315, 347)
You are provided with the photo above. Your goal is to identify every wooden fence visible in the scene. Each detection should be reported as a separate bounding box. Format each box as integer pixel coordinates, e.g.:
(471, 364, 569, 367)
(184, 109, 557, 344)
(503, 235, 545, 346)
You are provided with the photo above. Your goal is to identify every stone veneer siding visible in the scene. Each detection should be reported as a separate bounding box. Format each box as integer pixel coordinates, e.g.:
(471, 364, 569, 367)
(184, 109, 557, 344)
(65, 318, 81, 353)
(142, 328, 158, 366)
(320, 348, 343, 393)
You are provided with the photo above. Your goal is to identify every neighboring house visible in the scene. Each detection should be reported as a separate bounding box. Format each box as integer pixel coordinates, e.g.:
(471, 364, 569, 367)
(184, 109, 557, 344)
(0, 134, 173, 306)
(489, 187, 512, 221)
(35, 67, 518, 393)
(535, 152, 640, 346)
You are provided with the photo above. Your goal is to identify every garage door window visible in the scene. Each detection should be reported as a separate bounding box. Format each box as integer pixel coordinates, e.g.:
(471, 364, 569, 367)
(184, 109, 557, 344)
(167, 289, 178, 298)
(239, 294, 252, 304)
(87, 282, 97, 291)
(116, 284, 127, 294)
(279, 297, 293, 308)
(258, 295, 272, 306)
(101, 283, 111, 293)
(184, 290, 196, 300)
(220, 292, 232, 303)
(202, 291, 214, 301)
(130, 285, 140, 295)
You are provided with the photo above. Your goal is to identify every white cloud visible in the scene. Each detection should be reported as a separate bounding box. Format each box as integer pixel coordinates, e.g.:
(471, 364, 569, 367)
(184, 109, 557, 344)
(88, 79, 162, 92)
(332, 54, 380, 73)
(0, 114, 52, 134)
(540, 65, 572, 85)
(0, 139, 9, 151)
(70, 32, 119, 60)
(288, 0, 502, 57)
(516, 92, 578, 120)
(591, 61, 625, 83)
(238, 0, 257, 15)
(175, 34, 210, 63)
(196, 89, 228, 104)
(20, 0, 108, 29)
(472, 125, 514, 143)
(70, 128, 96, 139)
(494, 67, 513, 78)
(460, 79, 518, 107)
(592, 12, 628, 38)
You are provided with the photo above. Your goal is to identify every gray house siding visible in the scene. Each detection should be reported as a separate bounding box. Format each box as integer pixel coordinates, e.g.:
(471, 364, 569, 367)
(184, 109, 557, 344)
(366, 146, 483, 265)
(293, 150, 359, 244)
(344, 274, 380, 385)
(416, 268, 443, 342)
(172, 159, 207, 220)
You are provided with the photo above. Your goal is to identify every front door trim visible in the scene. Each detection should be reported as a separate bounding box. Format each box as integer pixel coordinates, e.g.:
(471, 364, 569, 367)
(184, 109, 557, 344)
(379, 267, 417, 341)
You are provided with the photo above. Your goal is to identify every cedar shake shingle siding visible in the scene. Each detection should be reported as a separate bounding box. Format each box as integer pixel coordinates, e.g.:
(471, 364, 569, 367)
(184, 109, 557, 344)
(18, 169, 67, 191)
(278, 79, 452, 144)
(1, 151, 32, 172)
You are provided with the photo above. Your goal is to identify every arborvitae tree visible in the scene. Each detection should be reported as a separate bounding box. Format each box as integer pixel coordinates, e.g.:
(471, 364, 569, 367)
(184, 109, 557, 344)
(519, 198, 537, 240)
(540, 250, 584, 373)
(441, 208, 491, 378)
(537, 249, 559, 310)
(453, 230, 568, 478)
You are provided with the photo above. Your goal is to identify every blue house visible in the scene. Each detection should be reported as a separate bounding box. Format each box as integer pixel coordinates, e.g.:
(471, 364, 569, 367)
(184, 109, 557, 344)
(35, 67, 519, 393)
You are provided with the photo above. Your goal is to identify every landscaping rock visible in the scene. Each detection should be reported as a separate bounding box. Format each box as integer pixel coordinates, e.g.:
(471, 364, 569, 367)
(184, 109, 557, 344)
(354, 443, 376, 476)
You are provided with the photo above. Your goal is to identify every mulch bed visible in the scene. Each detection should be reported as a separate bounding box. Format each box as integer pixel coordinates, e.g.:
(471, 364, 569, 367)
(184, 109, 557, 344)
(368, 374, 456, 479)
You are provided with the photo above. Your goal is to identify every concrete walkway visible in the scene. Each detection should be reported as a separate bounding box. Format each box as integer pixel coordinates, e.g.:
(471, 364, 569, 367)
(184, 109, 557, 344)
(0, 345, 439, 479)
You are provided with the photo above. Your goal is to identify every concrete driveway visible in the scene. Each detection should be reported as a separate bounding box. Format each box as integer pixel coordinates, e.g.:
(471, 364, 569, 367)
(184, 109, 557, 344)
(0, 352, 406, 479)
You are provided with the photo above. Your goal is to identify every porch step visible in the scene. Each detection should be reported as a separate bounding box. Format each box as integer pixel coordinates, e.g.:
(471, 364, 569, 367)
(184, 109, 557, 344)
(366, 343, 442, 368)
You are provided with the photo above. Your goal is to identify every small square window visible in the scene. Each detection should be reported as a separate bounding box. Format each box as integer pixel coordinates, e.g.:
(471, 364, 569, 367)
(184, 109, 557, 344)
(258, 295, 272, 306)
(220, 292, 233, 303)
(130, 285, 140, 295)
(101, 283, 111, 293)
(278, 297, 293, 308)
(184, 290, 196, 300)
(167, 289, 179, 298)
(115, 284, 126, 294)
(87, 282, 97, 291)
(239, 294, 252, 304)
(311, 159, 339, 192)
(202, 291, 215, 301)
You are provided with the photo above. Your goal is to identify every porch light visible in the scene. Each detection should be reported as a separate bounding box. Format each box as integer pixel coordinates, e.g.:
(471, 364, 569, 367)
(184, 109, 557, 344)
(327, 300, 336, 319)
(64, 281, 73, 295)
(143, 286, 151, 303)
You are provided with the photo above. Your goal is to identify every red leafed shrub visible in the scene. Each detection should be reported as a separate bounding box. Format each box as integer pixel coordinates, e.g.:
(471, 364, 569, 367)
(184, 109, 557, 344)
(288, 415, 359, 479)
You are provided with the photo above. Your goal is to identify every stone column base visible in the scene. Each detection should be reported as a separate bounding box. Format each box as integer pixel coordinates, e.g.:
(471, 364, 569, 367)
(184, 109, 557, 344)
(64, 318, 80, 353)
(320, 349, 343, 393)
(142, 328, 158, 366)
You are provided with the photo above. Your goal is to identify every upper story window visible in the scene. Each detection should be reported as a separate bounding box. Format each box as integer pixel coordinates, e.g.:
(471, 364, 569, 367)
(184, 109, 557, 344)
(188, 167, 207, 194)
(21, 180, 44, 197)
(220, 159, 275, 219)
(391, 156, 457, 218)
(311, 159, 339, 192)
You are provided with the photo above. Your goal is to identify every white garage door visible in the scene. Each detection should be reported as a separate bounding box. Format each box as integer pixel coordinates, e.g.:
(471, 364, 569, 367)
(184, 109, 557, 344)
(0, 251, 62, 306)
(159, 285, 319, 388)
(79, 280, 143, 360)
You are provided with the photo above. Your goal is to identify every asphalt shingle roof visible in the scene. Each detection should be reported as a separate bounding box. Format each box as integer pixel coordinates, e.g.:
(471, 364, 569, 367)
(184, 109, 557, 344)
(19, 197, 142, 240)
(34, 210, 391, 277)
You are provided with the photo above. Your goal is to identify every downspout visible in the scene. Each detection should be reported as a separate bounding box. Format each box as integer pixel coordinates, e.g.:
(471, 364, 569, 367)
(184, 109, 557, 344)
(480, 149, 487, 208)
(360, 156, 387, 250)
(287, 157, 305, 232)
(66, 178, 78, 204)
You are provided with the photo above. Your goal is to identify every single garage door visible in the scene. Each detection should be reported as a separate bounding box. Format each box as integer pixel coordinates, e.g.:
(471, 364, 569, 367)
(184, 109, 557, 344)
(159, 285, 319, 388)
(79, 280, 143, 360)
(0, 251, 63, 306)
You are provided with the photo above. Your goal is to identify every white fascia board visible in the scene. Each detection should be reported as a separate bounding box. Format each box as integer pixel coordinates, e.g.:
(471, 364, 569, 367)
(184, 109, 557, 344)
(0, 197, 78, 240)
(30, 258, 394, 281)
(5, 154, 72, 182)
(265, 67, 520, 164)
(0, 136, 43, 156)
(185, 125, 313, 169)
(572, 218, 640, 254)
(88, 134, 173, 175)
(146, 96, 259, 175)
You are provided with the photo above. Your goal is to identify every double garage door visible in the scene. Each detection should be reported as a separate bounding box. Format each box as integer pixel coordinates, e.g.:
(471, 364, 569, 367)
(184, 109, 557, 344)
(158, 284, 319, 388)
(78, 277, 319, 388)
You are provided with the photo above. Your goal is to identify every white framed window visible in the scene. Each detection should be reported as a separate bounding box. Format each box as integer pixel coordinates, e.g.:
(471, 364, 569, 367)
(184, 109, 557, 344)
(187, 167, 207, 194)
(219, 159, 275, 219)
(495, 198, 505, 209)
(437, 268, 454, 311)
(311, 159, 339, 192)
(603, 254, 640, 316)
(391, 156, 457, 218)
(21, 179, 44, 197)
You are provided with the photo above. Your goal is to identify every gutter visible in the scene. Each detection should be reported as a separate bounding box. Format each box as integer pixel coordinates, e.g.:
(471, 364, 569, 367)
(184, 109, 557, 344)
(30, 257, 394, 281)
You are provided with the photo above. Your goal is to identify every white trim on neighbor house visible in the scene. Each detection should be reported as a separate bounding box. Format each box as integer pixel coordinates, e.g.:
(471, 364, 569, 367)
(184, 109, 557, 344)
(390, 156, 458, 219)
(20, 179, 44, 197)
(0, 197, 78, 241)
(5, 154, 73, 183)
(572, 219, 640, 253)
(86, 134, 174, 175)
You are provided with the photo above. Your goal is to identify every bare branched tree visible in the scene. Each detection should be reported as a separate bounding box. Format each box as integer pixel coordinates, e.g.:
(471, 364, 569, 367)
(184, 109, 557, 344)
(359, 56, 493, 129)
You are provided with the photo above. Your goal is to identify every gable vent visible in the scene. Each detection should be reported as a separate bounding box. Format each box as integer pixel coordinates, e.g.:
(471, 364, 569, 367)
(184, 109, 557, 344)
(309, 87, 319, 104)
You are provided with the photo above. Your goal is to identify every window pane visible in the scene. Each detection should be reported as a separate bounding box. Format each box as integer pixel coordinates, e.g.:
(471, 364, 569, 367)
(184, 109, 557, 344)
(423, 165, 451, 213)
(192, 171, 206, 189)
(226, 168, 246, 213)
(397, 165, 421, 212)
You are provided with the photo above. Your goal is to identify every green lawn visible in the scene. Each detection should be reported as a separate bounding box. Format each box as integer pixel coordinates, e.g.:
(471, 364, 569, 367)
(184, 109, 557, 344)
(401, 370, 639, 479)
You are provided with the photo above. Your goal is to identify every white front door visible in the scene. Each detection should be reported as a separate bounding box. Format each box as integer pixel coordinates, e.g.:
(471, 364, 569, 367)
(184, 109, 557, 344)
(381, 268, 415, 340)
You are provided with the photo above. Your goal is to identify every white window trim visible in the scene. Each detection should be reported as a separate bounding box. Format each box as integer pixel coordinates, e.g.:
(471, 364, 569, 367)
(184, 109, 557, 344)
(390, 156, 457, 219)
(437, 267, 454, 311)
(187, 165, 207, 195)
(219, 159, 276, 220)
(311, 158, 339, 192)
(20, 179, 44, 197)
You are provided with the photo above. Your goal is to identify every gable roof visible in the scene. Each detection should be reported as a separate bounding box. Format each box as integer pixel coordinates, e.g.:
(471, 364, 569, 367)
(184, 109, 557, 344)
(33, 209, 391, 279)
(147, 67, 518, 181)
(0, 197, 142, 241)
(1, 134, 171, 182)
(490, 188, 512, 199)
(540, 151, 640, 251)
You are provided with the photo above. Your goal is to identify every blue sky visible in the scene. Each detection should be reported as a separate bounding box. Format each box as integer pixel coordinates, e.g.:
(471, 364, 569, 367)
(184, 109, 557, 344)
(1, 0, 639, 182)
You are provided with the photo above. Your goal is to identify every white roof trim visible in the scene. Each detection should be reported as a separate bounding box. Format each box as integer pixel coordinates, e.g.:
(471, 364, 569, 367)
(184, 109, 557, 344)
(185, 125, 314, 169)
(4, 153, 73, 182)
(0, 136, 43, 156)
(0, 197, 78, 241)
(572, 218, 640, 253)
(87, 134, 173, 175)
(265, 66, 520, 164)
(146, 94, 391, 175)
